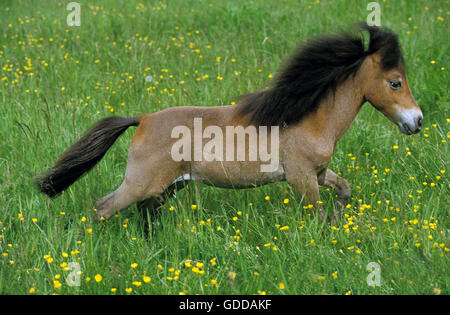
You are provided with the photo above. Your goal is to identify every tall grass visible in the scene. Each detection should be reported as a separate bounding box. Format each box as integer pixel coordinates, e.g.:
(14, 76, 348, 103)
(0, 0, 448, 294)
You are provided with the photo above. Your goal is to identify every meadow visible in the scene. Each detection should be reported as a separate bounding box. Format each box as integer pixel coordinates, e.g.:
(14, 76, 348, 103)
(0, 0, 448, 295)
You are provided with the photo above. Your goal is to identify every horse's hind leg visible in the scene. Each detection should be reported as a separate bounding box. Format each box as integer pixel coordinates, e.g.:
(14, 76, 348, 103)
(318, 168, 351, 220)
(94, 154, 181, 220)
(94, 181, 143, 220)
(137, 177, 191, 232)
(94, 173, 179, 221)
(137, 197, 164, 235)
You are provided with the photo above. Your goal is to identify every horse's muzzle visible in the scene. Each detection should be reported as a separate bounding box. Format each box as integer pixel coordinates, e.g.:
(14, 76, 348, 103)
(397, 109, 423, 135)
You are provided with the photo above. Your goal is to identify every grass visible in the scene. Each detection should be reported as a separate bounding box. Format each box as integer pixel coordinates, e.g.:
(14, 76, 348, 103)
(0, 0, 448, 295)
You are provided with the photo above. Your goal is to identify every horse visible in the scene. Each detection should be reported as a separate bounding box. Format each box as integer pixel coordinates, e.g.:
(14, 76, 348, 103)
(36, 23, 423, 224)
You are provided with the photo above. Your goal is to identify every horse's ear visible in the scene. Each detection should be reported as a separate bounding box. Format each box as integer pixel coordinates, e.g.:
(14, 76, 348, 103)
(358, 22, 403, 70)
(357, 22, 373, 40)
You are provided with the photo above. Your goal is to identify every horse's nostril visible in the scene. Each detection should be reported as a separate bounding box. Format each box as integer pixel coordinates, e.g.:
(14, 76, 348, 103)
(417, 117, 423, 128)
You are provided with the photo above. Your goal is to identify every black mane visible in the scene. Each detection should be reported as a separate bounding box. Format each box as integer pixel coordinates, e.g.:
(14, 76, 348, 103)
(236, 23, 404, 126)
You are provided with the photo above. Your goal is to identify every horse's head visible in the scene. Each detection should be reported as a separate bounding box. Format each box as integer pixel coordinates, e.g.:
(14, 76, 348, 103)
(361, 26, 423, 135)
(364, 55, 422, 135)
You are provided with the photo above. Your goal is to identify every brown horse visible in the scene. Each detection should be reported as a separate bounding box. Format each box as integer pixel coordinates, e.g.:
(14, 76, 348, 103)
(36, 23, 423, 223)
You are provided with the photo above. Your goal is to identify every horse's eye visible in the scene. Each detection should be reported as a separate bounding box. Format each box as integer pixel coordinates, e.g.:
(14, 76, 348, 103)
(388, 80, 402, 90)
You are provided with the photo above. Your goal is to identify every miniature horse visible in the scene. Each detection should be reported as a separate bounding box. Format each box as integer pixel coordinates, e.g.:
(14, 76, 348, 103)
(36, 23, 423, 223)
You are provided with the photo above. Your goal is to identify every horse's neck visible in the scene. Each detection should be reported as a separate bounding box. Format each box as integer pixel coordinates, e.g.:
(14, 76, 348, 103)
(308, 78, 365, 143)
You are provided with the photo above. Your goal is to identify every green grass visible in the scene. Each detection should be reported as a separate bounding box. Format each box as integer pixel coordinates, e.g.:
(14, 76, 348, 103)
(0, 0, 448, 295)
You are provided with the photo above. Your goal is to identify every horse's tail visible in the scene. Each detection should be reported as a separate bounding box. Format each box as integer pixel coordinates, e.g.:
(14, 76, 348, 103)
(36, 116, 140, 197)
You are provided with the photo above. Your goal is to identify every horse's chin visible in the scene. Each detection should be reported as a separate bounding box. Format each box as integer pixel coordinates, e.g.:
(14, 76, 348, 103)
(398, 123, 414, 135)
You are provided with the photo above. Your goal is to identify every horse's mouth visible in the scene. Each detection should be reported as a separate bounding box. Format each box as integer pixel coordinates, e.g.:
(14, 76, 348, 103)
(399, 122, 414, 135)
(398, 121, 420, 135)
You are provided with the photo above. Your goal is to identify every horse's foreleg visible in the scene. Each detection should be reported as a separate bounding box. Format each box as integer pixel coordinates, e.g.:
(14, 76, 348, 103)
(286, 171, 326, 222)
(318, 168, 351, 220)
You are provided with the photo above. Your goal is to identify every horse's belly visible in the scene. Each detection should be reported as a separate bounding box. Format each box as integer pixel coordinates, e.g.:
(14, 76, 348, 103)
(177, 161, 285, 189)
